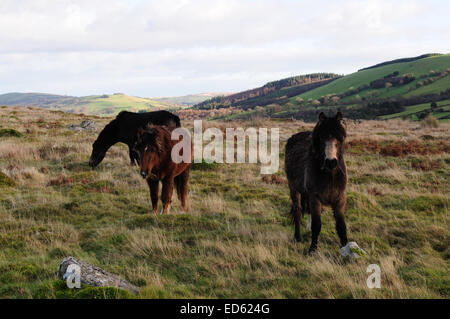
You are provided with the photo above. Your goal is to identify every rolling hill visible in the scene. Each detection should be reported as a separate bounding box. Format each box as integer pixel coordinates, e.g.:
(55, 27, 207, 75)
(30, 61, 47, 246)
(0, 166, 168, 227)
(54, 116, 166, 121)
(154, 92, 231, 106)
(211, 53, 450, 122)
(294, 53, 450, 101)
(0, 92, 177, 116)
(194, 73, 341, 110)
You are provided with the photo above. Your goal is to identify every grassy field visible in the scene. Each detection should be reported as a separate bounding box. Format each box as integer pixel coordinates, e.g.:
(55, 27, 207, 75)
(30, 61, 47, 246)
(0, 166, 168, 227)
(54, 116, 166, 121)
(0, 105, 449, 298)
(292, 54, 450, 101)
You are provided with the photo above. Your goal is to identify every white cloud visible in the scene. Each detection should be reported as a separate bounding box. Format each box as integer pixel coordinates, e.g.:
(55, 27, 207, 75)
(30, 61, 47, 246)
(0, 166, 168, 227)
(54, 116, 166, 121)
(0, 0, 448, 96)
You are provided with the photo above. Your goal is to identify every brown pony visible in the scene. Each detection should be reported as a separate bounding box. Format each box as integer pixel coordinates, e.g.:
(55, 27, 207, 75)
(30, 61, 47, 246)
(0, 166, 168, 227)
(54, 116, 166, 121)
(285, 112, 348, 254)
(134, 125, 191, 215)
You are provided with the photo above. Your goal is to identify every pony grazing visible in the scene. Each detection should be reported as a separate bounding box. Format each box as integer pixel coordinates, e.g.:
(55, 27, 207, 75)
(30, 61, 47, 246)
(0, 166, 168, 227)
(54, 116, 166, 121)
(284, 112, 348, 254)
(134, 126, 191, 215)
(89, 110, 180, 168)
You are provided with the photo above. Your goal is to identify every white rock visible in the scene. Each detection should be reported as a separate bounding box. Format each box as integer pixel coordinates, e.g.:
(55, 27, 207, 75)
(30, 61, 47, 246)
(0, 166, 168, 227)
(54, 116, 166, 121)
(340, 241, 367, 259)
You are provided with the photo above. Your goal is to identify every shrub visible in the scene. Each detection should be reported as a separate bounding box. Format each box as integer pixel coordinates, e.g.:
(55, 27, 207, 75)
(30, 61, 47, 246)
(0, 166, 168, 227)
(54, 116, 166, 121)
(0, 171, 15, 187)
(0, 128, 22, 138)
(421, 115, 439, 128)
(262, 174, 287, 185)
(191, 159, 220, 171)
(47, 176, 74, 186)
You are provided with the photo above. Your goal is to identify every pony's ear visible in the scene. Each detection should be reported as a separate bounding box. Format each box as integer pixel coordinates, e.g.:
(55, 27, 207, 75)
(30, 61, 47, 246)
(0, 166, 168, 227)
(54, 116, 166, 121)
(336, 111, 346, 128)
(166, 120, 177, 131)
(146, 122, 156, 130)
(319, 112, 326, 121)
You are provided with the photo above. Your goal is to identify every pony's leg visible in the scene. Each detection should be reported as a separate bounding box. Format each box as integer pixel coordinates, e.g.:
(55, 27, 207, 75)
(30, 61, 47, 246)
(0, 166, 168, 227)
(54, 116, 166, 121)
(161, 178, 174, 215)
(289, 185, 301, 242)
(308, 197, 322, 254)
(333, 199, 348, 247)
(175, 169, 189, 213)
(128, 146, 136, 166)
(147, 179, 159, 214)
(301, 193, 311, 230)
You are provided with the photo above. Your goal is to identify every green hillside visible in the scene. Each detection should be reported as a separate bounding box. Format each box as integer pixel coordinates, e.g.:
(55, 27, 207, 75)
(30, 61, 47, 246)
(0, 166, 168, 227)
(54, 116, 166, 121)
(404, 75, 450, 97)
(295, 54, 450, 101)
(194, 73, 341, 110)
(222, 53, 450, 122)
(68, 94, 176, 115)
(380, 99, 450, 122)
(0, 92, 177, 116)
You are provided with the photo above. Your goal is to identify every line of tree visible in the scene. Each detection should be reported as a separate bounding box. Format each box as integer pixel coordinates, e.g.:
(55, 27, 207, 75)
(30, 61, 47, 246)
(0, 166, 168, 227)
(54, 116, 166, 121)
(272, 88, 450, 122)
(358, 53, 442, 72)
(369, 73, 415, 89)
(193, 73, 341, 110)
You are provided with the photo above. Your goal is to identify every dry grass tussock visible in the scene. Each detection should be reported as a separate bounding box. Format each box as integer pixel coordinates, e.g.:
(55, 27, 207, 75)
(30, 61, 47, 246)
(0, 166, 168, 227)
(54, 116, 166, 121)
(0, 105, 448, 299)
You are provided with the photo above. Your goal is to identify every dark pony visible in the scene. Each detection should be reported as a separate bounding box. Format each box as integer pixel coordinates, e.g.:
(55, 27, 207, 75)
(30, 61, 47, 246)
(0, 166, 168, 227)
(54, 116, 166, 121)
(284, 112, 348, 253)
(89, 110, 180, 167)
(134, 125, 191, 215)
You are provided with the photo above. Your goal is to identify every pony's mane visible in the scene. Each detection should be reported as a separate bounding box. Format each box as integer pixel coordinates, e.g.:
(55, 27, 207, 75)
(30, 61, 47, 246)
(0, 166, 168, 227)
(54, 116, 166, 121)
(93, 118, 119, 149)
(137, 126, 172, 153)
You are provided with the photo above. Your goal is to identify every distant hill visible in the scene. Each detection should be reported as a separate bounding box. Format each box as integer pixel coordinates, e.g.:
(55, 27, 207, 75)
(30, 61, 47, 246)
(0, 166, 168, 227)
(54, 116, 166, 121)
(218, 53, 450, 122)
(0, 92, 75, 107)
(293, 53, 450, 102)
(193, 73, 341, 110)
(0, 92, 177, 116)
(154, 93, 231, 106)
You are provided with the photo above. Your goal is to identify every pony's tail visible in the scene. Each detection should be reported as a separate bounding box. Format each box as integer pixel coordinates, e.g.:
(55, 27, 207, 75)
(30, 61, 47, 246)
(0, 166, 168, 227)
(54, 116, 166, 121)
(288, 189, 302, 224)
(289, 192, 309, 224)
(289, 205, 301, 224)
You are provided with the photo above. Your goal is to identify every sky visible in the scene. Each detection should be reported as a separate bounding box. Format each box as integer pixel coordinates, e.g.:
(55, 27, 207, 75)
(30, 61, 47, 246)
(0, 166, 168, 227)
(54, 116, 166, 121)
(0, 0, 449, 97)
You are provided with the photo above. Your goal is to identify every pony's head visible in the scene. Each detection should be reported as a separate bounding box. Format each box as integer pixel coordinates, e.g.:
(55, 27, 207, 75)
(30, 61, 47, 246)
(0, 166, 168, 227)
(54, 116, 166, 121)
(133, 126, 170, 180)
(312, 112, 347, 171)
(89, 120, 118, 167)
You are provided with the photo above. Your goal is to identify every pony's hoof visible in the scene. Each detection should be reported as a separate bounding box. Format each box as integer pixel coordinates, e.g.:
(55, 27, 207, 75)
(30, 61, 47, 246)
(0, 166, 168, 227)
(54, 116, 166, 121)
(308, 246, 317, 255)
(293, 236, 301, 243)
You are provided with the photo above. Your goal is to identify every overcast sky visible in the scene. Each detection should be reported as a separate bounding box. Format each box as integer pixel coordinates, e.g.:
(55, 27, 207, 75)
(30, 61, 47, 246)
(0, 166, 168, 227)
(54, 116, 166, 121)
(0, 0, 449, 97)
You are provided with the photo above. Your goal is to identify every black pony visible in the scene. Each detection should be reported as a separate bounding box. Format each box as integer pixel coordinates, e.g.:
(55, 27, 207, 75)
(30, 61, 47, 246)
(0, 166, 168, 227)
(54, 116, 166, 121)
(284, 112, 348, 254)
(89, 110, 180, 167)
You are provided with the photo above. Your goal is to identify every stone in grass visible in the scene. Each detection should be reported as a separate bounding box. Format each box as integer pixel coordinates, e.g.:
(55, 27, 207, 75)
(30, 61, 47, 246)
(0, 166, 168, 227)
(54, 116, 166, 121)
(57, 256, 139, 295)
(340, 242, 367, 259)
(68, 120, 97, 132)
